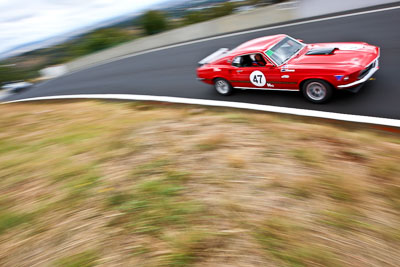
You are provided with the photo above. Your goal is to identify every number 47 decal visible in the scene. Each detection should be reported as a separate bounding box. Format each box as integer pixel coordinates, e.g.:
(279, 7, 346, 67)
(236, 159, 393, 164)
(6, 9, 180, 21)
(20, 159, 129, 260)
(253, 75, 263, 83)
(250, 71, 266, 87)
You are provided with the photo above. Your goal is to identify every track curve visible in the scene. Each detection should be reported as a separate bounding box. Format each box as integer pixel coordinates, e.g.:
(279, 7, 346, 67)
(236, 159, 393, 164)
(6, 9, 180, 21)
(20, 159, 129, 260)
(4, 5, 400, 120)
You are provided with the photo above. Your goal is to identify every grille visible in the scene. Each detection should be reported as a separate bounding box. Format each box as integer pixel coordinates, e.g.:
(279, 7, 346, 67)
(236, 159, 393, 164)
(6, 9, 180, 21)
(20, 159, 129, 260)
(358, 60, 376, 79)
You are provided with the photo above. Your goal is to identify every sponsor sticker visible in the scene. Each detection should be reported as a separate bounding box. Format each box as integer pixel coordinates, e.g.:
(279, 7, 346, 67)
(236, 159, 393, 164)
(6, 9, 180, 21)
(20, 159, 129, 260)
(250, 71, 266, 87)
(281, 65, 295, 72)
(266, 50, 274, 56)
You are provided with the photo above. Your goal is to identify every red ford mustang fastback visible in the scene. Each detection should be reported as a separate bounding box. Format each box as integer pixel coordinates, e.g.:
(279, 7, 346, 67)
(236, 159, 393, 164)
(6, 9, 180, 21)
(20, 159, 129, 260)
(197, 34, 379, 103)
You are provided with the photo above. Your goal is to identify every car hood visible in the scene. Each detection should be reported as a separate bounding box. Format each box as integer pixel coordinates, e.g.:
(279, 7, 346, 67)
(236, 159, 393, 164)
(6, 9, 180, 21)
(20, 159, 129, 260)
(289, 42, 379, 67)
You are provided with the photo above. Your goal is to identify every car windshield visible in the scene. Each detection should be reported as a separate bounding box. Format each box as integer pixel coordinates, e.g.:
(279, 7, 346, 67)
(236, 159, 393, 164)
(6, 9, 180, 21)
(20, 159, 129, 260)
(265, 37, 304, 66)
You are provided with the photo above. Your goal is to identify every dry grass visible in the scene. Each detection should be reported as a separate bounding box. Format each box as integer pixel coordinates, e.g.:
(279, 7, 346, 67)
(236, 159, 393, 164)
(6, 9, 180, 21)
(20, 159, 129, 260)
(0, 100, 399, 267)
(254, 216, 339, 266)
(196, 133, 226, 151)
(226, 154, 246, 169)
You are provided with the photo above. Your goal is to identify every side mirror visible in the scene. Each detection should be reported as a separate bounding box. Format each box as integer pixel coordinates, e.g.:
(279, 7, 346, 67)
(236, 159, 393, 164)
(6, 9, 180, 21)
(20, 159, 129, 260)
(297, 39, 304, 43)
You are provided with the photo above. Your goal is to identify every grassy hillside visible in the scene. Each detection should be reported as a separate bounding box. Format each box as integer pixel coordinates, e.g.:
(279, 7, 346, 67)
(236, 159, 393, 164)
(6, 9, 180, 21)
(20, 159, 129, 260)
(0, 101, 399, 266)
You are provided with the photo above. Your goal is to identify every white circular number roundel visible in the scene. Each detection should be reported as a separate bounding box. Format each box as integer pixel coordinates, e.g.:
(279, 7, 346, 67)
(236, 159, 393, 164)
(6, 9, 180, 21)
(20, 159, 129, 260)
(250, 71, 266, 87)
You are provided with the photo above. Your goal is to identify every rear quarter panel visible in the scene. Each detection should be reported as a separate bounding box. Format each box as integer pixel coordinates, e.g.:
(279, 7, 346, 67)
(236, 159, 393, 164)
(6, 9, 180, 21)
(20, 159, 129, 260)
(197, 64, 231, 85)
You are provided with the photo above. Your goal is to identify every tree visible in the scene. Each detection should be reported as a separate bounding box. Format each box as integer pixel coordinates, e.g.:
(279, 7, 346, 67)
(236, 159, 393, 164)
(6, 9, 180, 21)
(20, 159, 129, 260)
(0, 66, 28, 84)
(84, 28, 130, 52)
(141, 10, 167, 35)
(182, 11, 207, 26)
(211, 2, 234, 18)
(69, 28, 131, 57)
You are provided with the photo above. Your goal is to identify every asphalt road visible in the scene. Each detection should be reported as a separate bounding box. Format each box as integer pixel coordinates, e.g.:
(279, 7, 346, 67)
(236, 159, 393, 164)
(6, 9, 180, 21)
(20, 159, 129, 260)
(4, 5, 400, 120)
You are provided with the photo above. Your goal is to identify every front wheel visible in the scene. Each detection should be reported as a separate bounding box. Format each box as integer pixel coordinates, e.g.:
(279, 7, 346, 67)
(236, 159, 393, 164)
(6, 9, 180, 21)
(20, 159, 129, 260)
(302, 79, 333, 104)
(214, 78, 233, 96)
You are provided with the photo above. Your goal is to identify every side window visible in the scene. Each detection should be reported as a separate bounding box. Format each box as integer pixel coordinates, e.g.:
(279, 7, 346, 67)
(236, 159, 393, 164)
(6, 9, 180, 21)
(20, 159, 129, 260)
(232, 56, 242, 67)
(232, 54, 268, 67)
(232, 55, 253, 67)
(252, 53, 267, 67)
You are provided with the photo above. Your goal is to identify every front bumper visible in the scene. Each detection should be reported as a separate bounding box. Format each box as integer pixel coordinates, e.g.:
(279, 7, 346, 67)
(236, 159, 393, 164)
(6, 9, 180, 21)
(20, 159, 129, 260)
(338, 58, 379, 89)
(345, 83, 364, 93)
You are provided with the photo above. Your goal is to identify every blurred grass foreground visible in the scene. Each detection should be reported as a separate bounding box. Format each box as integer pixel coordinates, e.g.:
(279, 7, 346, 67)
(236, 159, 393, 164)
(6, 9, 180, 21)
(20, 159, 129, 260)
(0, 101, 399, 266)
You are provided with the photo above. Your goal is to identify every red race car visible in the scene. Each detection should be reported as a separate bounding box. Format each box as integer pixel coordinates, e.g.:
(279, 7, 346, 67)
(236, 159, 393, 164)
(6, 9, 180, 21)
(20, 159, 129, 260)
(197, 34, 379, 103)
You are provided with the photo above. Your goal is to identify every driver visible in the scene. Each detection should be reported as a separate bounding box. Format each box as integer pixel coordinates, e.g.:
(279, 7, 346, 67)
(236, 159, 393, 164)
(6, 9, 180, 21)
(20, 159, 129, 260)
(253, 54, 266, 66)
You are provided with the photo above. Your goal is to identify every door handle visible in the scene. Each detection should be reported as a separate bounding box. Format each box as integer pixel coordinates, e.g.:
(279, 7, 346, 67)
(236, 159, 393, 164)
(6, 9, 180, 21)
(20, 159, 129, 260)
(236, 70, 243, 73)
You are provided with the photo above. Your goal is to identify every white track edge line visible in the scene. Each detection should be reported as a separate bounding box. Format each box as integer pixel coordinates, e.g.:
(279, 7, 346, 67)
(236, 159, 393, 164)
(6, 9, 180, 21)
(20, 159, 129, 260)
(3, 94, 400, 128)
(67, 5, 400, 74)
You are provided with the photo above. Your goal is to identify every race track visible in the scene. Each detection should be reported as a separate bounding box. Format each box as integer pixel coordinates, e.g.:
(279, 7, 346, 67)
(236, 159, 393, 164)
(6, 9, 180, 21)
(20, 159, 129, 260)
(4, 4, 400, 120)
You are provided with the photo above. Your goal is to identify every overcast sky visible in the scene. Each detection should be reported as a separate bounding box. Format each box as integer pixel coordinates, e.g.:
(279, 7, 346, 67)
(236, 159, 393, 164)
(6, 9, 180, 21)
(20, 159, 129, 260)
(0, 0, 166, 56)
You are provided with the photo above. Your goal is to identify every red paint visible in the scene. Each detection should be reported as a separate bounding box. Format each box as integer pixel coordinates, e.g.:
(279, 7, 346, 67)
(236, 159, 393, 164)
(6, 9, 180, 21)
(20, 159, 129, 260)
(197, 34, 380, 92)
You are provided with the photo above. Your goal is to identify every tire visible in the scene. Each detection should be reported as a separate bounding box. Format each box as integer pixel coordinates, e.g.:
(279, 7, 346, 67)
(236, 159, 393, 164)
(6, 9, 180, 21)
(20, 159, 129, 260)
(302, 79, 333, 104)
(214, 78, 233, 96)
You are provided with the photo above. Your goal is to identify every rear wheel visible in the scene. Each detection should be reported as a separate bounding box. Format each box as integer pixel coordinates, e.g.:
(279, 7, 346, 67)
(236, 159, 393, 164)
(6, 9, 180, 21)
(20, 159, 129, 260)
(214, 78, 233, 96)
(302, 79, 333, 103)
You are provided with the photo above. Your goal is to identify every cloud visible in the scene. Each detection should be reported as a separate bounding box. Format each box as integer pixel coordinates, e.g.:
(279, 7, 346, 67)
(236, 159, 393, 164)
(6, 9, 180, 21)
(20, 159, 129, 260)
(0, 0, 166, 55)
(0, 12, 35, 23)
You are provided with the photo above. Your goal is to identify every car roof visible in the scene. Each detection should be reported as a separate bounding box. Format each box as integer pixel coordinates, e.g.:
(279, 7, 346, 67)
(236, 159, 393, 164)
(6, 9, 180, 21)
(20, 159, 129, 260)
(229, 34, 287, 57)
